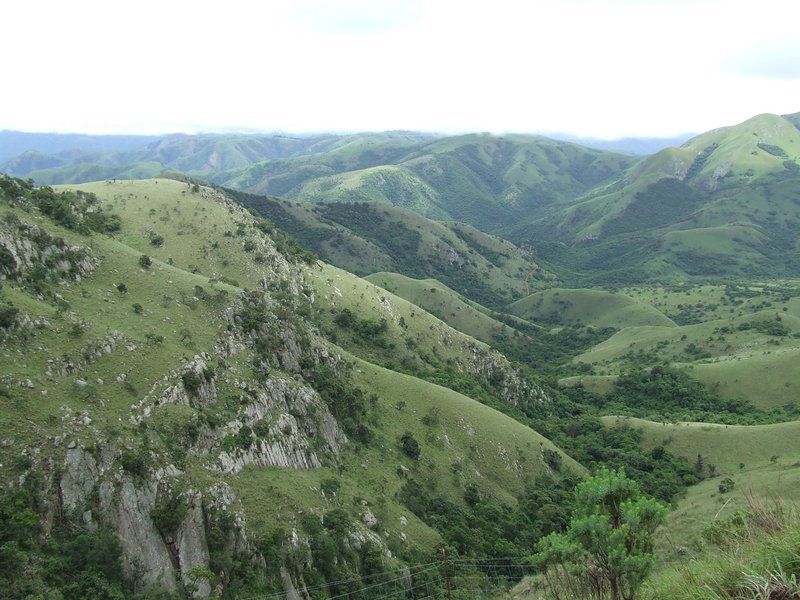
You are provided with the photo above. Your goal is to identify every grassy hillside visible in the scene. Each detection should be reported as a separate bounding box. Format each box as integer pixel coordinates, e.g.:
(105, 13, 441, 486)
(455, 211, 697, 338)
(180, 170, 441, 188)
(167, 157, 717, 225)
(601, 416, 800, 474)
(1, 176, 584, 598)
(508, 288, 675, 328)
(511, 113, 800, 284)
(573, 303, 800, 409)
(227, 189, 548, 308)
(364, 272, 523, 346)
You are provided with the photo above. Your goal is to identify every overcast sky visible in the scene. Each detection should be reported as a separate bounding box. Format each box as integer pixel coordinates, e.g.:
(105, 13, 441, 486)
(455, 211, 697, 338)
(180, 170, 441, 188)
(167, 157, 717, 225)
(2, 0, 799, 138)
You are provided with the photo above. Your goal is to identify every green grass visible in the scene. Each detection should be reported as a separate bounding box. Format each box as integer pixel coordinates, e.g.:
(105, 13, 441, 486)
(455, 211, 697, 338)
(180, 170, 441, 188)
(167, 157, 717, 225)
(364, 272, 520, 346)
(0, 177, 576, 566)
(601, 416, 800, 474)
(509, 288, 675, 328)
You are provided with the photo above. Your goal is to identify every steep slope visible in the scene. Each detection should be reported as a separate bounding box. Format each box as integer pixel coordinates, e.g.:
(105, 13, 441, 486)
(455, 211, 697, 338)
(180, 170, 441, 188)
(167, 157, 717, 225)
(509, 288, 675, 328)
(227, 190, 549, 308)
(0, 176, 579, 598)
(364, 272, 524, 346)
(513, 112, 800, 283)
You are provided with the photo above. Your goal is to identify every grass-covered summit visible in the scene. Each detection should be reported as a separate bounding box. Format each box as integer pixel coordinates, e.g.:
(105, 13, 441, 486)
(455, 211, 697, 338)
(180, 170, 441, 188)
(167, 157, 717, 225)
(513, 112, 800, 283)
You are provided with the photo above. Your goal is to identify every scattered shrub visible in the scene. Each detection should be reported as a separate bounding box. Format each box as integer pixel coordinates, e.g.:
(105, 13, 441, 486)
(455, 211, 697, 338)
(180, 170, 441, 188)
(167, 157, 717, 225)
(400, 432, 421, 460)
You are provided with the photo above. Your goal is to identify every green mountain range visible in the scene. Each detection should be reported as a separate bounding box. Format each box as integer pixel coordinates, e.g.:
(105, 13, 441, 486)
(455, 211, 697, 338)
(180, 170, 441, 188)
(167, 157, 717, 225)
(513, 112, 800, 283)
(2, 132, 634, 231)
(4, 110, 800, 599)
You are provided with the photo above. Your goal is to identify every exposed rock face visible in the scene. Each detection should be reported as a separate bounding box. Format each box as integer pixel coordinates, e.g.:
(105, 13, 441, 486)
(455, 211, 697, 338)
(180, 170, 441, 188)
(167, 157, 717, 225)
(181, 357, 218, 407)
(57, 446, 214, 595)
(59, 446, 99, 512)
(101, 478, 179, 592)
(0, 222, 97, 281)
(219, 376, 346, 473)
(177, 492, 211, 599)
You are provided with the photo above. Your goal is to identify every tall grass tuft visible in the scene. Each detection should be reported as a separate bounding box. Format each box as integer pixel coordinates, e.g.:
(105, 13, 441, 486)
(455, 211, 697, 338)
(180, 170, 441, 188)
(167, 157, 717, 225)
(644, 492, 800, 599)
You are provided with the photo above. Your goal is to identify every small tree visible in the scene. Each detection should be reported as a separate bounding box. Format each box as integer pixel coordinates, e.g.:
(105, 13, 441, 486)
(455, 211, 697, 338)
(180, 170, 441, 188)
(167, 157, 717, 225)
(534, 468, 666, 600)
(138, 254, 152, 268)
(399, 432, 421, 460)
(694, 453, 705, 478)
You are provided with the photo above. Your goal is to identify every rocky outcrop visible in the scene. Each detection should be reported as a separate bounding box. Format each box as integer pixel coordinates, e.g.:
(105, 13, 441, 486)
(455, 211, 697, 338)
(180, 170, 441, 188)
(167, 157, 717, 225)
(176, 492, 211, 599)
(100, 478, 179, 592)
(463, 341, 550, 410)
(0, 222, 97, 282)
(59, 446, 99, 512)
(56, 445, 218, 596)
(219, 376, 346, 473)
(46, 331, 130, 377)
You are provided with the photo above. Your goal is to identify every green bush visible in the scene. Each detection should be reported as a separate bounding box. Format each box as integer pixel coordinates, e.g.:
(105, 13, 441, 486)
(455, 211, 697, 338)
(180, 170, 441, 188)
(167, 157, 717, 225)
(399, 431, 421, 460)
(0, 303, 19, 329)
(718, 477, 735, 494)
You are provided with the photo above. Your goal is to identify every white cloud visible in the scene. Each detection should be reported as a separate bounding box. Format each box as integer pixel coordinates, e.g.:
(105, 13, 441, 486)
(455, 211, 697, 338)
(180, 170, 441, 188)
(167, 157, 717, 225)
(1, 0, 799, 137)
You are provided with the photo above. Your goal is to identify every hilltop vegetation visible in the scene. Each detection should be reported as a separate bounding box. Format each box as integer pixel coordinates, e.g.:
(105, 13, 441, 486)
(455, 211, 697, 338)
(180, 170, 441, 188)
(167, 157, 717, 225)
(226, 189, 549, 307)
(513, 113, 800, 284)
(509, 288, 676, 328)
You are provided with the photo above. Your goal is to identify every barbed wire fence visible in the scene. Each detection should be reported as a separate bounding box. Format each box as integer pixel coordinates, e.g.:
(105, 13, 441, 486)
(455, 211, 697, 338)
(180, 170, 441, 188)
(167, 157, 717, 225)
(236, 553, 537, 600)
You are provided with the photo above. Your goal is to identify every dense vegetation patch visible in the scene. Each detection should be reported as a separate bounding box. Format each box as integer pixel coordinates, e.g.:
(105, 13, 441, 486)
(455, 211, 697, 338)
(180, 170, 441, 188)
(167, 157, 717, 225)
(399, 474, 578, 570)
(588, 366, 800, 425)
(0, 484, 132, 599)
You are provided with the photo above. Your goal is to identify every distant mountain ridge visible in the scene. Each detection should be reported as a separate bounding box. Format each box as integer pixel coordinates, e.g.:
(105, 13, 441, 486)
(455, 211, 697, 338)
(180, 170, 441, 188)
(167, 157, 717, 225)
(1, 131, 635, 232)
(4, 112, 800, 284)
(0, 130, 161, 163)
(512, 112, 800, 282)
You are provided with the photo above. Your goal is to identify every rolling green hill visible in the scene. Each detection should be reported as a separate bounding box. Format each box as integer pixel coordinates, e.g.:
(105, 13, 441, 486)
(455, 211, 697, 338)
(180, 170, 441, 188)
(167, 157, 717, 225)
(601, 416, 800, 474)
(226, 189, 549, 308)
(512, 112, 800, 283)
(508, 288, 676, 328)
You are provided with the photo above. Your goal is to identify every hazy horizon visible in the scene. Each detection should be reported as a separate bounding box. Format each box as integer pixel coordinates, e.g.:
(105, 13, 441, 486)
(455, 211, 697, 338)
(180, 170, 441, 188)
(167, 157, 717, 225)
(0, 126, 699, 143)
